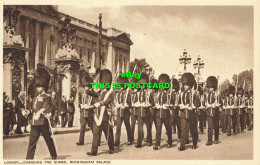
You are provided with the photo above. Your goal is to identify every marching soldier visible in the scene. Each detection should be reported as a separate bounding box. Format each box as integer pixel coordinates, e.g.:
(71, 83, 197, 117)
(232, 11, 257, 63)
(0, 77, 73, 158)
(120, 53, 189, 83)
(153, 74, 172, 150)
(220, 89, 228, 133)
(169, 78, 181, 141)
(244, 91, 249, 130)
(235, 87, 245, 133)
(149, 79, 159, 131)
(205, 76, 220, 145)
(130, 87, 138, 143)
(26, 68, 57, 160)
(87, 69, 114, 156)
(76, 74, 98, 146)
(178, 73, 200, 151)
(197, 85, 205, 134)
(114, 76, 133, 146)
(247, 89, 253, 130)
(135, 73, 152, 148)
(226, 85, 236, 136)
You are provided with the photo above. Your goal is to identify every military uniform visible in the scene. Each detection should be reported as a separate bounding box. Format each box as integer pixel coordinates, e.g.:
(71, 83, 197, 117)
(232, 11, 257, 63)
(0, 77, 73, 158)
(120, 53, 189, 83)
(136, 89, 152, 147)
(130, 90, 139, 142)
(226, 85, 236, 136)
(221, 94, 228, 133)
(77, 90, 98, 145)
(114, 89, 133, 146)
(247, 91, 253, 130)
(170, 78, 181, 139)
(205, 76, 220, 145)
(149, 89, 158, 131)
(198, 86, 205, 134)
(235, 87, 245, 133)
(26, 67, 57, 160)
(87, 69, 114, 156)
(154, 89, 172, 149)
(178, 73, 200, 151)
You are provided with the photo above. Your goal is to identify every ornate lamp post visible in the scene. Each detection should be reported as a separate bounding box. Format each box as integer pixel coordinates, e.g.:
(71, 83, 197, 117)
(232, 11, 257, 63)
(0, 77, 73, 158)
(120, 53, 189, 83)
(58, 15, 76, 44)
(3, 6, 30, 100)
(179, 49, 192, 72)
(193, 55, 205, 86)
(4, 6, 20, 30)
(193, 55, 205, 75)
(98, 13, 103, 70)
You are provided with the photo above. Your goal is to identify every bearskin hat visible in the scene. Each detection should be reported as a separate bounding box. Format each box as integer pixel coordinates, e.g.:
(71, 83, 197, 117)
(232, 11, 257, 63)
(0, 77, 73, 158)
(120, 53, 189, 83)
(237, 87, 244, 96)
(100, 69, 112, 84)
(34, 68, 50, 91)
(181, 72, 195, 88)
(206, 76, 218, 90)
(228, 85, 235, 95)
(249, 89, 253, 97)
(138, 72, 149, 83)
(171, 78, 180, 92)
(81, 72, 93, 88)
(158, 73, 170, 84)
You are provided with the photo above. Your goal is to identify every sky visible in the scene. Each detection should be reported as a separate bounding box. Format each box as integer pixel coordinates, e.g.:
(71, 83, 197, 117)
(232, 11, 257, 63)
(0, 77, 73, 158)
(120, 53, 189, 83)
(58, 5, 253, 84)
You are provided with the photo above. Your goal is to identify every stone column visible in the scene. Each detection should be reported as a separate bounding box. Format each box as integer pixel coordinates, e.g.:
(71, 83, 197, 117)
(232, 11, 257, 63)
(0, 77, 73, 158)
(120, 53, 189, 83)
(25, 17, 30, 69)
(35, 21, 40, 69)
(3, 63, 13, 99)
(107, 42, 113, 72)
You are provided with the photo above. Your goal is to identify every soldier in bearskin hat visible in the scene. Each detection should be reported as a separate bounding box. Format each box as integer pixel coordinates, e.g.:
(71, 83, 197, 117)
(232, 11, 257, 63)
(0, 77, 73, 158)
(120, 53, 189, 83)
(226, 85, 237, 136)
(149, 78, 159, 131)
(114, 76, 133, 146)
(220, 89, 228, 133)
(135, 73, 153, 148)
(153, 74, 173, 150)
(235, 87, 245, 133)
(247, 89, 253, 130)
(26, 68, 57, 160)
(178, 73, 200, 151)
(76, 73, 99, 146)
(130, 78, 139, 143)
(87, 69, 114, 156)
(197, 84, 206, 134)
(169, 78, 181, 140)
(243, 91, 249, 129)
(205, 76, 220, 145)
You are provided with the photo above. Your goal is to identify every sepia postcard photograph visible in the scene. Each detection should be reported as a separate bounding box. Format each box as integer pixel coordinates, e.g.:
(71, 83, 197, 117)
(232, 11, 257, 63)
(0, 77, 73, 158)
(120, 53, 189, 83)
(1, 1, 260, 165)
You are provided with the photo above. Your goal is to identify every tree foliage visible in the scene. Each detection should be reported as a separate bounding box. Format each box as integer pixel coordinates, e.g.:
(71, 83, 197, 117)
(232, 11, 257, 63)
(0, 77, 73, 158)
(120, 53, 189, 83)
(219, 69, 253, 95)
(130, 58, 155, 79)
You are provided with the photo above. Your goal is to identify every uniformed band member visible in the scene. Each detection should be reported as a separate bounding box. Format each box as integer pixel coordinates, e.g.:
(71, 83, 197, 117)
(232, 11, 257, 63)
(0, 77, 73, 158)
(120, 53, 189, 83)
(170, 78, 181, 140)
(114, 76, 133, 146)
(76, 73, 97, 145)
(178, 73, 200, 151)
(226, 85, 236, 136)
(87, 69, 114, 156)
(153, 74, 172, 150)
(235, 87, 245, 133)
(247, 89, 253, 130)
(135, 73, 152, 148)
(26, 68, 57, 160)
(205, 76, 220, 145)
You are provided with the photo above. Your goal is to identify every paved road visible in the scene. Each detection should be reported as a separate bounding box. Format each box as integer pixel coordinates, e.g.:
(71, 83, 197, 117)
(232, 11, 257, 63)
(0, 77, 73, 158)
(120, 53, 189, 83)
(3, 124, 253, 160)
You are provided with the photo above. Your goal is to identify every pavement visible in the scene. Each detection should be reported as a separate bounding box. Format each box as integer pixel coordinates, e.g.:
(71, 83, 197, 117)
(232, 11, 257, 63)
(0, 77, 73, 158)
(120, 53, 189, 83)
(3, 123, 253, 160)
